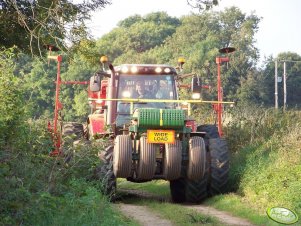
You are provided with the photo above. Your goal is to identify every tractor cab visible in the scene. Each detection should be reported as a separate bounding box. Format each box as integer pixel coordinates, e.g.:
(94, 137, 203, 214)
(115, 64, 179, 127)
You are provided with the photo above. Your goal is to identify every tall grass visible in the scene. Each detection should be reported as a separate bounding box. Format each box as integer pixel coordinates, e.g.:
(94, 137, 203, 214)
(224, 105, 301, 216)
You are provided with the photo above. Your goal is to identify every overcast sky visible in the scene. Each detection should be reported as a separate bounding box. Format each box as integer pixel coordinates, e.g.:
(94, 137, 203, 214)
(87, 0, 301, 62)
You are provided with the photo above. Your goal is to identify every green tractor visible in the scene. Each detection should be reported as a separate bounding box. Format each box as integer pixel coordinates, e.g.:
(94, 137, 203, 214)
(87, 57, 230, 203)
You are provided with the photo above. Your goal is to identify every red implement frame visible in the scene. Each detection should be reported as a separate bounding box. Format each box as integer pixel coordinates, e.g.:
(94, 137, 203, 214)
(215, 56, 229, 137)
(47, 54, 88, 156)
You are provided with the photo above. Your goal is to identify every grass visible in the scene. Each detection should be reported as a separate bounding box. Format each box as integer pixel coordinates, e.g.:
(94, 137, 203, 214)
(226, 108, 301, 215)
(204, 194, 274, 226)
(223, 107, 301, 225)
(146, 201, 218, 226)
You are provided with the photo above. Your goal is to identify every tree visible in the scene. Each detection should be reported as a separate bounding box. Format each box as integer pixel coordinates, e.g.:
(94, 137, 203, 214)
(187, 0, 219, 10)
(260, 53, 301, 107)
(0, 0, 110, 55)
(94, 8, 261, 103)
(0, 47, 25, 148)
(96, 12, 180, 63)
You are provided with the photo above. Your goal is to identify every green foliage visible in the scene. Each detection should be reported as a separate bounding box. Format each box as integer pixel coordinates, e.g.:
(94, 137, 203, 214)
(225, 106, 301, 216)
(60, 53, 97, 121)
(96, 12, 181, 63)
(95, 8, 262, 103)
(17, 54, 56, 118)
(0, 47, 25, 148)
(0, 118, 131, 225)
(0, 0, 110, 54)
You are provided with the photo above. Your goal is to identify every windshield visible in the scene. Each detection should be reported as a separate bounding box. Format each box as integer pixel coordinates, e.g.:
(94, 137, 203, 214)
(116, 74, 177, 116)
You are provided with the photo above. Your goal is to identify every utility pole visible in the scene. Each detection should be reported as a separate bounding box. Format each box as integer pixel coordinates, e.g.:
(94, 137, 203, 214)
(283, 61, 287, 111)
(275, 60, 278, 109)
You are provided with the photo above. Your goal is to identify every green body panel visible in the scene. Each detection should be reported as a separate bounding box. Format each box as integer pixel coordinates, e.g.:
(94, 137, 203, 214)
(137, 108, 185, 129)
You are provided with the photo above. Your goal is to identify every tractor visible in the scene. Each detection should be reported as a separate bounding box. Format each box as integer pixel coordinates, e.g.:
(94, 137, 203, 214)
(84, 55, 232, 203)
(47, 46, 233, 203)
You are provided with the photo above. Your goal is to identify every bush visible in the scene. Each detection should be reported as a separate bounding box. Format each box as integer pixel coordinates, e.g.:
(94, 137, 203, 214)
(225, 104, 301, 216)
(0, 119, 128, 225)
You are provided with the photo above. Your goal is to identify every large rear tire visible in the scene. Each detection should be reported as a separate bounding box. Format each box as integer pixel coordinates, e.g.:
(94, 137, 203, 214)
(170, 176, 208, 203)
(62, 122, 84, 139)
(98, 145, 116, 200)
(137, 137, 157, 180)
(113, 135, 132, 178)
(169, 178, 185, 203)
(62, 122, 85, 162)
(197, 125, 230, 196)
(208, 138, 229, 195)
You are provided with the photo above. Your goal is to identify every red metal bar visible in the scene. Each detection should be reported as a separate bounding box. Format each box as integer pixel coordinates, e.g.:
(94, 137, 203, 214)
(48, 55, 89, 156)
(179, 84, 211, 89)
(50, 55, 62, 155)
(61, 81, 89, 85)
(215, 57, 229, 137)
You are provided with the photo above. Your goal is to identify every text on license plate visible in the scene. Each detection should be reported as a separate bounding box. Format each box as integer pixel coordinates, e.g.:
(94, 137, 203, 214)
(147, 130, 175, 144)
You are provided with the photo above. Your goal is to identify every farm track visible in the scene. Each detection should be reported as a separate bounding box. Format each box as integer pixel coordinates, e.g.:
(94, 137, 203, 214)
(114, 189, 255, 226)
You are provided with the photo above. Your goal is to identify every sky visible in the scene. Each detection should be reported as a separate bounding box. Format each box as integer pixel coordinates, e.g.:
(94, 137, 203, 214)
(87, 0, 301, 62)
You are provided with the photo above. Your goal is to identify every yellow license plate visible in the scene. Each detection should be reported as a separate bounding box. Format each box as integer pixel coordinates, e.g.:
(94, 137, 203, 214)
(147, 130, 175, 144)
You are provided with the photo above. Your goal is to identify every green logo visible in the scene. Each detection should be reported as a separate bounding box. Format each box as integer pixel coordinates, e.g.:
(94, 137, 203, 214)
(267, 207, 299, 225)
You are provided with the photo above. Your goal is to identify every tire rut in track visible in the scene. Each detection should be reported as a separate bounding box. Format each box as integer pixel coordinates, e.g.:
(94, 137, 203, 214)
(184, 205, 255, 226)
(115, 203, 173, 226)
(115, 189, 255, 226)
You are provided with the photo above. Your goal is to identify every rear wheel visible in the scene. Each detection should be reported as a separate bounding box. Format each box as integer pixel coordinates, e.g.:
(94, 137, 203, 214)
(208, 138, 229, 195)
(62, 122, 84, 139)
(62, 122, 84, 162)
(98, 145, 116, 200)
(170, 176, 208, 203)
(197, 125, 230, 196)
(170, 179, 185, 203)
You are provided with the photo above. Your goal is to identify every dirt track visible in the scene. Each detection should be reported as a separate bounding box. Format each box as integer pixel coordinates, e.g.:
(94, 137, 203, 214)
(115, 189, 255, 226)
(116, 204, 173, 226)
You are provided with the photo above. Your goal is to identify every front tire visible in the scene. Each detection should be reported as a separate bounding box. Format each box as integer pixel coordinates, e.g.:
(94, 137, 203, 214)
(137, 136, 157, 180)
(113, 135, 132, 178)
